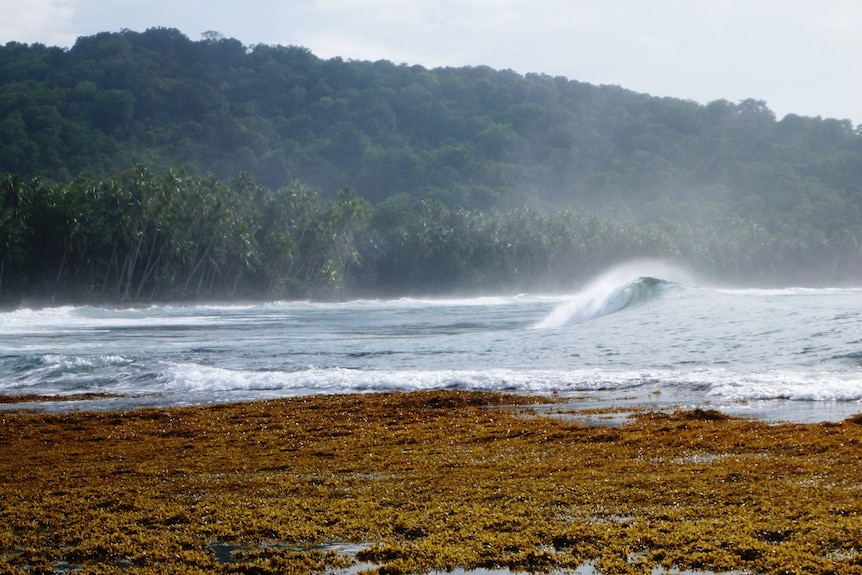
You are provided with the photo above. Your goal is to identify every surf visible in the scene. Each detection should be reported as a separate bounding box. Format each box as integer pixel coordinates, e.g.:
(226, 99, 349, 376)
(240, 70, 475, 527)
(533, 261, 690, 328)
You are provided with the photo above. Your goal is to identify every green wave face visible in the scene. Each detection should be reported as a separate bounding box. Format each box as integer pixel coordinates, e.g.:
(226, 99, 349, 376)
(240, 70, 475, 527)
(604, 276, 669, 313)
(536, 276, 671, 328)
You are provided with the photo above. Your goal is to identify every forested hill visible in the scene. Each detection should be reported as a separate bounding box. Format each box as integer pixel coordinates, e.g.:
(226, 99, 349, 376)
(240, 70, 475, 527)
(3, 27, 861, 212)
(2, 27, 862, 304)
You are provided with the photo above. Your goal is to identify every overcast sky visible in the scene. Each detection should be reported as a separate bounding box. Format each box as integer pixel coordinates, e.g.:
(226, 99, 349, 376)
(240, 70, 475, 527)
(1, 0, 860, 125)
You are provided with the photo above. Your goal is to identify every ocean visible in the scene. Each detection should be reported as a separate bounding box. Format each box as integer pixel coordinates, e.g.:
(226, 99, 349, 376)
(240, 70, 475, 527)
(2, 262, 861, 422)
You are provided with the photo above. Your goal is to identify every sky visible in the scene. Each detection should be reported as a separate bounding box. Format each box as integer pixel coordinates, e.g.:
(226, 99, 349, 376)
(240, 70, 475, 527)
(1, 0, 860, 126)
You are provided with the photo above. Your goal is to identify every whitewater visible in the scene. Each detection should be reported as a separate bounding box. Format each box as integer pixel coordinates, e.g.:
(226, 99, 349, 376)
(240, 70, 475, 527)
(2, 263, 862, 421)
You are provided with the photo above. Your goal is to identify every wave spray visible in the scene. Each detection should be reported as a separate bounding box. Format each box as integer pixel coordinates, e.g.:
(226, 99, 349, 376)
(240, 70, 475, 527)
(533, 260, 693, 328)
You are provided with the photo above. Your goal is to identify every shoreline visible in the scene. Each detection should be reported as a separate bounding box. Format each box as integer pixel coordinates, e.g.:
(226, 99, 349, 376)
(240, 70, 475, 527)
(2, 390, 861, 574)
(2, 388, 862, 425)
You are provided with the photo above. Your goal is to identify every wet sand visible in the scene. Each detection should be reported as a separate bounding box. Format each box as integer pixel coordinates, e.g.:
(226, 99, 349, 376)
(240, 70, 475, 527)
(1, 390, 861, 574)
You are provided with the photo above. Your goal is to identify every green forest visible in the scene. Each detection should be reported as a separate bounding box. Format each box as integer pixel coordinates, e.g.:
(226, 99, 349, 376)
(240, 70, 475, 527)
(2, 27, 862, 306)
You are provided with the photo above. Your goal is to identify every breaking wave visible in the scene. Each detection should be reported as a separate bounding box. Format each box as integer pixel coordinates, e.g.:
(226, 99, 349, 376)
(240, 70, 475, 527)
(535, 276, 670, 328)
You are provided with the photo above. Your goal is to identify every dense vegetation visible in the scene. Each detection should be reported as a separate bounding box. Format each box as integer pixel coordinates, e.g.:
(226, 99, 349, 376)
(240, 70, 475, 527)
(1, 27, 862, 304)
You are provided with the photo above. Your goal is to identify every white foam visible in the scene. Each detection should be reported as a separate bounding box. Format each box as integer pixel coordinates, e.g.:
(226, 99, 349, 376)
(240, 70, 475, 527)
(165, 363, 805, 401)
(40, 354, 130, 369)
(163, 363, 639, 396)
(707, 370, 862, 402)
(0, 305, 211, 334)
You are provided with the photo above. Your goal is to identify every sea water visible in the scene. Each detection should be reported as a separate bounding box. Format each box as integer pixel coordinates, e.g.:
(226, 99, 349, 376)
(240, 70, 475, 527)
(2, 262, 861, 421)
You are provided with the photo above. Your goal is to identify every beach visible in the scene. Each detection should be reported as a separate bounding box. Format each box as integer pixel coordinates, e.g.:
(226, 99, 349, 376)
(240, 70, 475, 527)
(2, 390, 861, 574)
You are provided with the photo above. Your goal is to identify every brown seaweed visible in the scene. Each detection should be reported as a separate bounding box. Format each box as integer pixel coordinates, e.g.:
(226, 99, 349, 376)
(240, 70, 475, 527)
(1, 391, 860, 574)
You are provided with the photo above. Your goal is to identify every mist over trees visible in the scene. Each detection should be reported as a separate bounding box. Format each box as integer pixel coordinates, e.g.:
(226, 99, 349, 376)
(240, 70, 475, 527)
(1, 27, 861, 305)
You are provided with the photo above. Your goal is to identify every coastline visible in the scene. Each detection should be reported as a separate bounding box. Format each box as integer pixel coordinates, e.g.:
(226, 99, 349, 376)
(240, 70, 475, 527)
(2, 390, 861, 574)
(3, 387, 862, 425)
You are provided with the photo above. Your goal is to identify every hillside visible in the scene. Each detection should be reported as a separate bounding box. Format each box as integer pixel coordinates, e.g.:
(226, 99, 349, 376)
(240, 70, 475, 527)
(1, 27, 862, 304)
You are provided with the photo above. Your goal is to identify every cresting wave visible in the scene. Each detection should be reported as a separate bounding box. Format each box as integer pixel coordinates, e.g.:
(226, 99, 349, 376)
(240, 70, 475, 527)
(534, 276, 669, 328)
